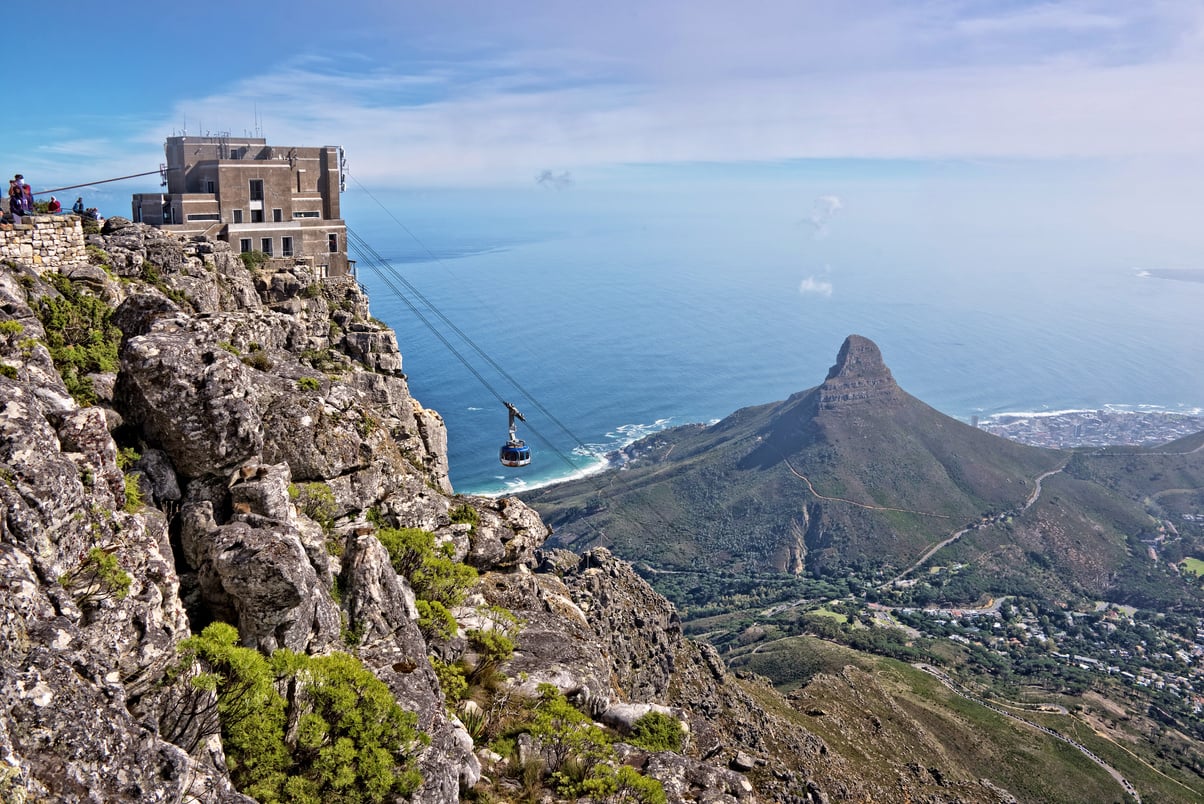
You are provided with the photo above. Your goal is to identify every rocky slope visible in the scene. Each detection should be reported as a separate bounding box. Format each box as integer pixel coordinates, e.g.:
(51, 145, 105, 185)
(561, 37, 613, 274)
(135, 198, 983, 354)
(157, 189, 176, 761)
(0, 220, 916, 803)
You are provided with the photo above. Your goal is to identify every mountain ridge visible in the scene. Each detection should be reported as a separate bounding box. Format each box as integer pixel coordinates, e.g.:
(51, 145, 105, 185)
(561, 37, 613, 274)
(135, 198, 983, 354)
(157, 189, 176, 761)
(525, 334, 1203, 609)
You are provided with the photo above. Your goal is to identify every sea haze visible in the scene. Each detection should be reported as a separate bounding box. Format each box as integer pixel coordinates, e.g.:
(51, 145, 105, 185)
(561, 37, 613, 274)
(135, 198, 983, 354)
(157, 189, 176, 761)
(344, 178, 1204, 496)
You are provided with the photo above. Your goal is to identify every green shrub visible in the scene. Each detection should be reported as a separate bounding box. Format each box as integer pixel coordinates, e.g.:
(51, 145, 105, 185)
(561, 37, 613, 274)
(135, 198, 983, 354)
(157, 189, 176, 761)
(527, 684, 612, 778)
(300, 347, 346, 374)
(467, 628, 515, 666)
(415, 599, 458, 642)
(33, 274, 120, 406)
(178, 623, 426, 803)
(431, 658, 469, 705)
(0, 320, 24, 336)
(626, 711, 684, 752)
(466, 623, 516, 683)
(581, 764, 667, 804)
(290, 482, 337, 534)
(290, 651, 424, 800)
(297, 376, 321, 392)
(123, 473, 144, 512)
(116, 446, 141, 470)
(449, 503, 480, 532)
(239, 250, 270, 271)
(218, 341, 241, 356)
(376, 526, 477, 610)
(0, 364, 16, 380)
(59, 546, 132, 606)
(85, 245, 111, 266)
(242, 350, 273, 371)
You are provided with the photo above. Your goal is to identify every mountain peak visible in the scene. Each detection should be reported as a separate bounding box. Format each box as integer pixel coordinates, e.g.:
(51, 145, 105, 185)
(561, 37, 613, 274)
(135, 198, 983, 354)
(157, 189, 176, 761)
(819, 335, 901, 409)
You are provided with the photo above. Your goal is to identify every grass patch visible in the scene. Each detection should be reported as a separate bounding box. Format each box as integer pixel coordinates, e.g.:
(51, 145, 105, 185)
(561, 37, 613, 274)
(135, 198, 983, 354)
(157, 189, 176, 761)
(1180, 557, 1204, 577)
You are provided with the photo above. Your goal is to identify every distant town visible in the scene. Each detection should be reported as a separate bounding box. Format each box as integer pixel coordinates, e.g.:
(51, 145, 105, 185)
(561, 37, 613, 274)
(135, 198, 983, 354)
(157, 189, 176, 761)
(974, 408, 1204, 449)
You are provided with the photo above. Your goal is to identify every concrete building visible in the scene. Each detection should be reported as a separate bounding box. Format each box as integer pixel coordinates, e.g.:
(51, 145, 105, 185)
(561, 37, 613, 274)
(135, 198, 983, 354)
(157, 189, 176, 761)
(132, 136, 352, 277)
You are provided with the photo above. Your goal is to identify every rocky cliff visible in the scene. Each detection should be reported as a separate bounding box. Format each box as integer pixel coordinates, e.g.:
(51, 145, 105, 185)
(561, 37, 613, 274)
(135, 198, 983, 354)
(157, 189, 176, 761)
(0, 219, 883, 802)
(816, 334, 902, 410)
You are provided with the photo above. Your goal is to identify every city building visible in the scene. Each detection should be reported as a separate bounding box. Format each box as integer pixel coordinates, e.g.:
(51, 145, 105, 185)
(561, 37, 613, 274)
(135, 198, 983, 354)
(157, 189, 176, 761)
(131, 136, 352, 277)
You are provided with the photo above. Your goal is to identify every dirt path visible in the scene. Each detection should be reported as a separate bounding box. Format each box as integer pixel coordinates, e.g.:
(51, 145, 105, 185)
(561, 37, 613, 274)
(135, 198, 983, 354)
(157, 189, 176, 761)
(780, 456, 950, 519)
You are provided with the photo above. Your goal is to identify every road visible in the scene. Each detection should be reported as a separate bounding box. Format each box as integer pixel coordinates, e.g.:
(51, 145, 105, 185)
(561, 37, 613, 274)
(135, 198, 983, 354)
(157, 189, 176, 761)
(884, 459, 1068, 587)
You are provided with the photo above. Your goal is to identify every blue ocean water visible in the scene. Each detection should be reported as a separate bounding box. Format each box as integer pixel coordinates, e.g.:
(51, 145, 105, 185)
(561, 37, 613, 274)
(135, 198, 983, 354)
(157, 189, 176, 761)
(343, 184, 1204, 496)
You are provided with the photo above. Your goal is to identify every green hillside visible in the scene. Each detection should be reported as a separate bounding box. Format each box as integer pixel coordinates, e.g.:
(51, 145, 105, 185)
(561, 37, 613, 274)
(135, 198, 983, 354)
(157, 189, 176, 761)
(526, 335, 1060, 577)
(526, 335, 1204, 606)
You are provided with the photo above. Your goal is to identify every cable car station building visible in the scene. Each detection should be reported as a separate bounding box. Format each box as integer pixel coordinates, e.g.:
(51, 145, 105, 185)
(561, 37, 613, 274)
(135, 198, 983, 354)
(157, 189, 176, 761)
(131, 136, 352, 277)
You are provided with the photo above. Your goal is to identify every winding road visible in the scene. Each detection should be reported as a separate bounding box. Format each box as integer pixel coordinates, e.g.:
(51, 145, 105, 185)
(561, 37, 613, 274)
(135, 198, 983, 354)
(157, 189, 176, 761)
(885, 460, 1069, 586)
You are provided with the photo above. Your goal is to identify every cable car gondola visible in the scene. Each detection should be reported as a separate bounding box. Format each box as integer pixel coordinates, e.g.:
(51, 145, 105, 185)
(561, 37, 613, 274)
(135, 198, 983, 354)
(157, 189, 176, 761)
(499, 401, 531, 467)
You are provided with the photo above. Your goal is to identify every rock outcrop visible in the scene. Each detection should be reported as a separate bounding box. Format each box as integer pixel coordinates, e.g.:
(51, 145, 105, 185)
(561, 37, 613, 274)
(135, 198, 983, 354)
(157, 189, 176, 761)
(817, 333, 902, 409)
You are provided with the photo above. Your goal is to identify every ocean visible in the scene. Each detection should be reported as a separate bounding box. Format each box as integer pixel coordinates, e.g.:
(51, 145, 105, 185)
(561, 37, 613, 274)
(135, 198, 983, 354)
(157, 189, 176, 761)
(342, 180, 1204, 497)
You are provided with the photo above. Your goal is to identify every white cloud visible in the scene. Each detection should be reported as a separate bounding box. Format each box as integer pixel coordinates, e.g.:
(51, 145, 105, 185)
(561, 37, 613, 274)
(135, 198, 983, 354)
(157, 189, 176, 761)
(137, 3, 1204, 185)
(799, 275, 834, 297)
(955, 4, 1128, 36)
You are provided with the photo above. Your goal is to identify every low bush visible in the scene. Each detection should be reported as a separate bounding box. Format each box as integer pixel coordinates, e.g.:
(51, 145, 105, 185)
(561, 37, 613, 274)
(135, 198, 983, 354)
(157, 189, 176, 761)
(626, 711, 684, 752)
(34, 273, 120, 405)
(241, 350, 272, 371)
(239, 250, 270, 271)
(123, 473, 144, 512)
(289, 482, 337, 534)
(177, 622, 425, 803)
(449, 503, 480, 532)
(376, 526, 477, 610)
(59, 546, 132, 607)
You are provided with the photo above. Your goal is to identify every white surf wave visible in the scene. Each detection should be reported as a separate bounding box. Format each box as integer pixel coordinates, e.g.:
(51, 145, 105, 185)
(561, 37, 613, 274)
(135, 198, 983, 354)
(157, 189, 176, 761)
(470, 417, 679, 498)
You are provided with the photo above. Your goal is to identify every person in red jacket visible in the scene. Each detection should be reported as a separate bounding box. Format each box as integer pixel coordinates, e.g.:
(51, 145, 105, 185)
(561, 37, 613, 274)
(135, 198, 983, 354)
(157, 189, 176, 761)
(48, 196, 61, 214)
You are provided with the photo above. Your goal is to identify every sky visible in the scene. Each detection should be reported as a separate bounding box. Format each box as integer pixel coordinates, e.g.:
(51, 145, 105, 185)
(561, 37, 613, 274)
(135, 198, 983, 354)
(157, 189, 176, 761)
(9, 0, 1204, 196)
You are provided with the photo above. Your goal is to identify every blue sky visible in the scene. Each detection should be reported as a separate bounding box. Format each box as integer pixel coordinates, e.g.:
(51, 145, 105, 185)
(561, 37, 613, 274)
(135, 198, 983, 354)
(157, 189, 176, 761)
(9, 1, 1204, 204)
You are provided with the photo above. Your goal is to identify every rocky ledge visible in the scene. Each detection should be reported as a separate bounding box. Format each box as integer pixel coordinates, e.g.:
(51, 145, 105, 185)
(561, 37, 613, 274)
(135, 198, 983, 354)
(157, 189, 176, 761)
(817, 334, 902, 410)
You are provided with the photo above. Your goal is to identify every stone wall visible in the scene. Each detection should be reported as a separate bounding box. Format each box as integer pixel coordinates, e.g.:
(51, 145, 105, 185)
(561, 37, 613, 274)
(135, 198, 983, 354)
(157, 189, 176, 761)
(0, 215, 87, 270)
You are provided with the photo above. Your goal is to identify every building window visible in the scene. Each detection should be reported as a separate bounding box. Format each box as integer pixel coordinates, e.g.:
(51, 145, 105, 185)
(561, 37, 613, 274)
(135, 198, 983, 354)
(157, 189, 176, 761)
(232, 209, 243, 223)
(249, 180, 264, 201)
(186, 213, 221, 222)
(205, 180, 215, 194)
(240, 238, 252, 253)
(292, 210, 320, 218)
(251, 209, 264, 223)
(328, 234, 338, 253)
(261, 238, 273, 256)
(282, 236, 293, 257)
(272, 208, 283, 222)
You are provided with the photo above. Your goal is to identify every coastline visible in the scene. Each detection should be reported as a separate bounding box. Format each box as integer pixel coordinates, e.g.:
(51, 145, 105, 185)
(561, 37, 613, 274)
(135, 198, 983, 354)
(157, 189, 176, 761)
(464, 404, 1204, 497)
